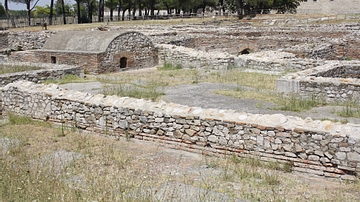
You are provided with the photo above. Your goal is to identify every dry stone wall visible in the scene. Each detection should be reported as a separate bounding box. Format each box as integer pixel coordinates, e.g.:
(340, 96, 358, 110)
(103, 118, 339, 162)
(157, 44, 235, 70)
(2, 80, 360, 179)
(157, 45, 326, 72)
(0, 63, 83, 87)
(277, 61, 360, 103)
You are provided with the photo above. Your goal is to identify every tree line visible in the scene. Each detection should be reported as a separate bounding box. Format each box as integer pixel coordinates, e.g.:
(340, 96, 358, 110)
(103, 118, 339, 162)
(1, 0, 303, 26)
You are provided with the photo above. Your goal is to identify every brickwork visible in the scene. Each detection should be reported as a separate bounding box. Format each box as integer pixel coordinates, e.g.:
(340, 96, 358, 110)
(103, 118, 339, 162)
(8, 31, 158, 74)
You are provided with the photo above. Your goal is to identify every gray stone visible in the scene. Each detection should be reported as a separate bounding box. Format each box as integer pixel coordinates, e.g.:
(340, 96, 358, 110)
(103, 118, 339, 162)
(347, 152, 360, 162)
(308, 155, 320, 161)
(335, 152, 346, 160)
(185, 129, 196, 136)
(256, 136, 264, 146)
(314, 150, 324, 157)
(208, 135, 218, 143)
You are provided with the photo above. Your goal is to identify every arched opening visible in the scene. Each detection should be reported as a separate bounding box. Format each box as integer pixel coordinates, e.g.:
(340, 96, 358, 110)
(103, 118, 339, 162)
(239, 48, 251, 55)
(51, 56, 56, 64)
(120, 57, 127, 68)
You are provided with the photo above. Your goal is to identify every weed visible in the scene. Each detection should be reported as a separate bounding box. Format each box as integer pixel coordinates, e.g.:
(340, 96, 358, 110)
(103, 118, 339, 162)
(101, 81, 165, 101)
(157, 63, 182, 70)
(6, 112, 51, 127)
(44, 74, 89, 85)
(337, 101, 360, 118)
(0, 64, 41, 74)
(276, 94, 325, 112)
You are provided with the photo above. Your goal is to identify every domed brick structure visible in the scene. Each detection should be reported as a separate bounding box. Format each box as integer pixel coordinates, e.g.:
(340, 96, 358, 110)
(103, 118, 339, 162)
(11, 31, 158, 74)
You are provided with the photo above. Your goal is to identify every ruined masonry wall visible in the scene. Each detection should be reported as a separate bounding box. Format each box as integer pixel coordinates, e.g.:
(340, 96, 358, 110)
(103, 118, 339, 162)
(0, 63, 82, 87)
(156, 44, 235, 70)
(277, 61, 360, 104)
(2, 81, 360, 179)
(157, 44, 326, 72)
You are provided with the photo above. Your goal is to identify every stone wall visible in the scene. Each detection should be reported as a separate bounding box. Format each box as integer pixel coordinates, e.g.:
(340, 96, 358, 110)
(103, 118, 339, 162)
(297, 0, 360, 14)
(157, 44, 235, 70)
(6, 30, 56, 51)
(277, 61, 360, 103)
(10, 51, 102, 74)
(157, 45, 325, 72)
(0, 63, 83, 87)
(0, 32, 8, 50)
(101, 32, 159, 73)
(2, 80, 360, 179)
(8, 31, 158, 74)
(235, 51, 326, 72)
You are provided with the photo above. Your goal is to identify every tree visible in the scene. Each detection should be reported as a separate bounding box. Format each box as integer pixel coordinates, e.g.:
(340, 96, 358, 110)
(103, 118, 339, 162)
(74, 0, 83, 23)
(98, 0, 103, 22)
(273, 0, 302, 14)
(10, 0, 40, 25)
(105, 0, 117, 21)
(61, 0, 66, 24)
(33, 5, 51, 17)
(0, 3, 6, 17)
(49, 0, 54, 25)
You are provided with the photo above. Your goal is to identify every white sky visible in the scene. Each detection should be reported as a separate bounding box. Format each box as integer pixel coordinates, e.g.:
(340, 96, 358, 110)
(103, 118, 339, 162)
(4, 0, 75, 10)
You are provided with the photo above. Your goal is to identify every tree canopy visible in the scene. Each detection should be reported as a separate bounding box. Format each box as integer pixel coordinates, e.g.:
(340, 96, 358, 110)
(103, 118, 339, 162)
(0, 3, 6, 17)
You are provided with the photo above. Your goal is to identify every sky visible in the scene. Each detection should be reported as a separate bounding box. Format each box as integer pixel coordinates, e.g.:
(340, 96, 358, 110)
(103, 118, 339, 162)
(3, 0, 75, 10)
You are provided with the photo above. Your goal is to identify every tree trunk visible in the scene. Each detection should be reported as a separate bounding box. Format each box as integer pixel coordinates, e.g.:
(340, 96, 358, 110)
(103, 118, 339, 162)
(49, 0, 54, 25)
(61, 0, 67, 24)
(138, 0, 142, 17)
(127, 0, 131, 20)
(27, 3, 31, 26)
(98, 0, 104, 22)
(77, 1, 81, 23)
(122, 9, 126, 21)
(150, 0, 155, 16)
(89, 1, 93, 23)
(237, 0, 244, 19)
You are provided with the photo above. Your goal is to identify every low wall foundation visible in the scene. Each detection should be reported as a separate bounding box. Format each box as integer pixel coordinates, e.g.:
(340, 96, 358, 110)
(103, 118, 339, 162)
(1, 81, 360, 180)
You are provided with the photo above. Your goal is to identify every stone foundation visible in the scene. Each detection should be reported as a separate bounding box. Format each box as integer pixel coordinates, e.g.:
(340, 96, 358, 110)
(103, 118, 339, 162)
(277, 61, 360, 103)
(0, 63, 83, 87)
(1, 81, 360, 180)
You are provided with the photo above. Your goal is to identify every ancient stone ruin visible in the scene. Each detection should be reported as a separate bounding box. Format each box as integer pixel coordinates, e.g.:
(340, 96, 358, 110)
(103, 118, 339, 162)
(1, 17, 360, 179)
(278, 61, 360, 104)
(9, 31, 158, 74)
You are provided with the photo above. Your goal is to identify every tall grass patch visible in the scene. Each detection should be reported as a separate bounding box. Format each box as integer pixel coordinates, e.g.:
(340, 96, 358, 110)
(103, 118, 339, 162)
(0, 64, 42, 74)
(44, 74, 89, 85)
(336, 101, 360, 118)
(101, 81, 165, 101)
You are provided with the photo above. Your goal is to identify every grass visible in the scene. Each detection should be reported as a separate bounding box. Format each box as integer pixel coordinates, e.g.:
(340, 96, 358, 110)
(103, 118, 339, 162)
(157, 63, 182, 71)
(0, 64, 42, 74)
(0, 114, 360, 201)
(100, 81, 165, 101)
(1, 114, 360, 201)
(336, 101, 360, 118)
(94, 65, 332, 112)
(44, 74, 90, 85)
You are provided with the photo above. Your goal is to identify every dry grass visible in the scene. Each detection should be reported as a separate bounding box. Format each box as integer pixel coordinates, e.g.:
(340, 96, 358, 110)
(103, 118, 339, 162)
(1, 114, 360, 201)
(0, 64, 42, 74)
(95, 67, 281, 102)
